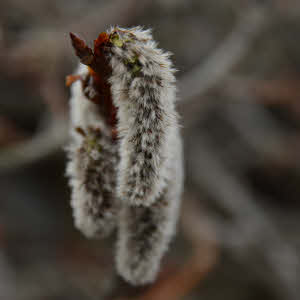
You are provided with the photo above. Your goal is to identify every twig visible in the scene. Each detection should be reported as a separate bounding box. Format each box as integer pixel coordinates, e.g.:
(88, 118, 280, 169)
(222, 77, 300, 168)
(178, 2, 271, 102)
(188, 137, 300, 300)
(0, 116, 68, 172)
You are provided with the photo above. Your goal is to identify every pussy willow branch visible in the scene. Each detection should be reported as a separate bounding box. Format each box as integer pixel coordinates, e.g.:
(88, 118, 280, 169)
(67, 26, 183, 285)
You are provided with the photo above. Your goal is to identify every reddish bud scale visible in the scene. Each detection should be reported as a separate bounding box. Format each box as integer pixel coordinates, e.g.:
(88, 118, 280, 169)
(65, 74, 82, 87)
(94, 32, 109, 57)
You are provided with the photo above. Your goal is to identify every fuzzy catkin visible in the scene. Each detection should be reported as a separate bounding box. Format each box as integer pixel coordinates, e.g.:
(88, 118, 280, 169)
(66, 26, 183, 285)
(66, 64, 120, 238)
(116, 126, 183, 285)
(108, 27, 178, 207)
(107, 27, 183, 284)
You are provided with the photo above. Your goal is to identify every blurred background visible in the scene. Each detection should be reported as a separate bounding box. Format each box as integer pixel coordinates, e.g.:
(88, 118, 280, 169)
(1, 0, 300, 299)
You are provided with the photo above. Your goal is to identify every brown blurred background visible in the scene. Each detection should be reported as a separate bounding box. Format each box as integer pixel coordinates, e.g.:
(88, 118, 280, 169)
(0, 0, 300, 299)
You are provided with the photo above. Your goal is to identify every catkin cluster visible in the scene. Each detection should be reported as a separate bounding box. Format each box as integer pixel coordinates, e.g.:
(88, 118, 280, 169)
(66, 26, 183, 285)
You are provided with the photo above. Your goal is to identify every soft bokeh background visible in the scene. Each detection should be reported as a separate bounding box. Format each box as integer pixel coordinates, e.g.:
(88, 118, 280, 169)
(1, 0, 300, 299)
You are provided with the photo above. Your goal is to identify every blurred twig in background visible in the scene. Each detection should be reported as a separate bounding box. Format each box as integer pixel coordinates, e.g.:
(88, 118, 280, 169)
(178, 1, 272, 103)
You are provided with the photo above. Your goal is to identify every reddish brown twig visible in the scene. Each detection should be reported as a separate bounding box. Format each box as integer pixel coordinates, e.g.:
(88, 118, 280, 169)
(68, 32, 117, 132)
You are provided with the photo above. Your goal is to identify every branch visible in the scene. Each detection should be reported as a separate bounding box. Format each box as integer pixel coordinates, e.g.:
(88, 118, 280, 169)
(188, 137, 300, 300)
(0, 116, 68, 172)
(178, 2, 272, 103)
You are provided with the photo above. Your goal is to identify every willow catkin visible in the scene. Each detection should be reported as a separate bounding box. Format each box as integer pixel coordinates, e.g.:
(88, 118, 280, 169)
(116, 126, 183, 285)
(66, 64, 120, 238)
(107, 27, 183, 284)
(66, 26, 183, 285)
(108, 27, 179, 207)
